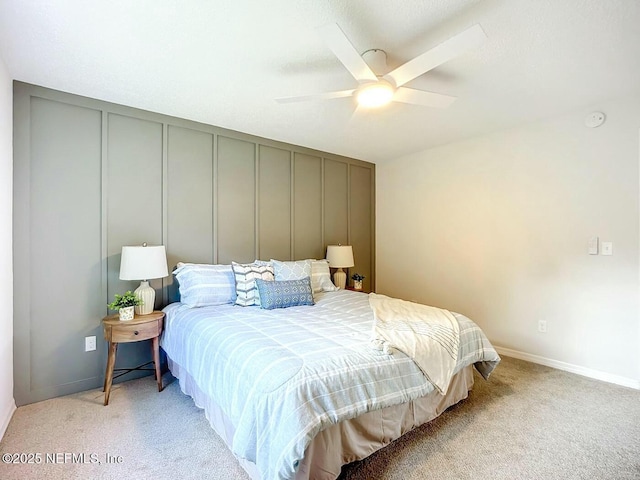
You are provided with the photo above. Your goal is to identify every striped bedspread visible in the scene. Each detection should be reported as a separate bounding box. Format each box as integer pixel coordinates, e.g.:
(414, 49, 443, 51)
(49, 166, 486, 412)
(161, 290, 500, 480)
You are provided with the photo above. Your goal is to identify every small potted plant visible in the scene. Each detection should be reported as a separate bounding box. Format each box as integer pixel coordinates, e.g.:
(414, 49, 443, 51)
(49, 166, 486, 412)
(108, 291, 142, 321)
(351, 273, 365, 291)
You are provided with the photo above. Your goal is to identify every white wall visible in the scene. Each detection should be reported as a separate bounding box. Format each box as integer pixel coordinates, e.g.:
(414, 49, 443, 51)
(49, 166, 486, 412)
(0, 54, 15, 438)
(377, 95, 640, 387)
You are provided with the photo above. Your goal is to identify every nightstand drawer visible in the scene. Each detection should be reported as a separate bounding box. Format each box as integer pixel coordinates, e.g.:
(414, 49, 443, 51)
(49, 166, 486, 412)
(108, 319, 161, 343)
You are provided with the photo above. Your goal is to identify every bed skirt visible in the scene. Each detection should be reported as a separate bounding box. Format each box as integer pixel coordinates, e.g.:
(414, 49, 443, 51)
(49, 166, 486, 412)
(167, 357, 474, 480)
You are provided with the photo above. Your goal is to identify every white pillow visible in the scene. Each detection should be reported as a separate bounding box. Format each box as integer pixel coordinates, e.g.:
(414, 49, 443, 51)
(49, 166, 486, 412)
(310, 259, 338, 293)
(174, 263, 236, 307)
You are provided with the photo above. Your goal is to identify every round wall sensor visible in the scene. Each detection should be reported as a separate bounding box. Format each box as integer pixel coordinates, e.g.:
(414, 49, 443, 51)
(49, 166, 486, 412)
(584, 112, 605, 128)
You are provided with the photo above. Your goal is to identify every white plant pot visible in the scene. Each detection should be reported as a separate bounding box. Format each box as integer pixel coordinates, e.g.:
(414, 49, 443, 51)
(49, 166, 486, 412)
(353, 280, 363, 291)
(119, 306, 135, 321)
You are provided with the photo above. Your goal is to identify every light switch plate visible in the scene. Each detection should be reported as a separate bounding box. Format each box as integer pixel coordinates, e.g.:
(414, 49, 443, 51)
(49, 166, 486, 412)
(588, 236, 599, 255)
(601, 242, 613, 256)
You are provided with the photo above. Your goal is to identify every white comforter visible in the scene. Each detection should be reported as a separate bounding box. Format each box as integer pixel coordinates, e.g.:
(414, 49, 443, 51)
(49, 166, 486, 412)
(161, 290, 500, 480)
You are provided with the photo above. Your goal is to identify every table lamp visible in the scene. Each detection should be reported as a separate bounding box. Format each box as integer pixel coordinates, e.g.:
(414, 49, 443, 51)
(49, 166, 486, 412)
(326, 245, 354, 290)
(119, 243, 169, 315)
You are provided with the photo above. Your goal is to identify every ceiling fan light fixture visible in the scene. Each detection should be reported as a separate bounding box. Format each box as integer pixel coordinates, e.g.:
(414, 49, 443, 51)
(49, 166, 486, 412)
(356, 81, 394, 108)
(276, 23, 486, 109)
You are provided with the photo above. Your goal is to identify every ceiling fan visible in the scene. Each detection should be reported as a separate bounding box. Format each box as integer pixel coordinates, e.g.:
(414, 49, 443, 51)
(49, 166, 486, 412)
(276, 23, 487, 109)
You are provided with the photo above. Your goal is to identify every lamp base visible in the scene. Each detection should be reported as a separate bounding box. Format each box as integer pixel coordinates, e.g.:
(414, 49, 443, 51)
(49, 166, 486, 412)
(134, 281, 155, 315)
(333, 268, 347, 290)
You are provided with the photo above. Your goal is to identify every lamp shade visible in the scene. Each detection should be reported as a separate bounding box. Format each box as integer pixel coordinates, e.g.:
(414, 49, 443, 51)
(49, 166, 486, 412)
(119, 245, 169, 280)
(326, 245, 354, 268)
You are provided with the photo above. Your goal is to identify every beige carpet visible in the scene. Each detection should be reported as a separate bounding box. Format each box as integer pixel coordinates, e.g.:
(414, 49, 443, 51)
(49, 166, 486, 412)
(1, 356, 638, 480)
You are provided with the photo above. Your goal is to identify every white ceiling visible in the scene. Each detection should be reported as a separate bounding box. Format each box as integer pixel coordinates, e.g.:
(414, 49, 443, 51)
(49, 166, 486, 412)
(1, 0, 640, 163)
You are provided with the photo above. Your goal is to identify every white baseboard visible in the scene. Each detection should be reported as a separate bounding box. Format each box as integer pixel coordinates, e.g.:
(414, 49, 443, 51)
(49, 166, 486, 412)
(494, 346, 640, 390)
(0, 398, 16, 440)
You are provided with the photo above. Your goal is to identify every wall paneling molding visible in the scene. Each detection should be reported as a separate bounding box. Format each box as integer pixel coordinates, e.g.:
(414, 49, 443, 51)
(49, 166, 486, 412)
(13, 82, 375, 405)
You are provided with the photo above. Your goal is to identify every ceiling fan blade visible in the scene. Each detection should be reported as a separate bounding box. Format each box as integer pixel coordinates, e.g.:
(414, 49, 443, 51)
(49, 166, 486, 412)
(275, 89, 355, 104)
(348, 105, 369, 126)
(317, 23, 378, 82)
(385, 24, 487, 87)
(393, 87, 456, 108)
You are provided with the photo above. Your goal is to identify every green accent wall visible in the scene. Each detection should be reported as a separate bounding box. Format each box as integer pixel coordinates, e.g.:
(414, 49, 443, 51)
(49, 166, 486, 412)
(12, 82, 375, 406)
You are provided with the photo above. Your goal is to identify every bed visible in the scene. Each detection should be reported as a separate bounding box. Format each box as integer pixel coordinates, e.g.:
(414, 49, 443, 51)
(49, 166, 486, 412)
(160, 261, 500, 480)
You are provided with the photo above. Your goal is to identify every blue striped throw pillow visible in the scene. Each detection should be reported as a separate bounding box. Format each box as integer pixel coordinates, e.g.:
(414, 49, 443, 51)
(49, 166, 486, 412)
(255, 278, 314, 310)
(174, 263, 236, 307)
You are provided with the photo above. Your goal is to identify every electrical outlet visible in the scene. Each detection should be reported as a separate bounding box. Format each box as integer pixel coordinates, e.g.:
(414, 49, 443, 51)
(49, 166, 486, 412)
(85, 336, 96, 352)
(538, 320, 547, 333)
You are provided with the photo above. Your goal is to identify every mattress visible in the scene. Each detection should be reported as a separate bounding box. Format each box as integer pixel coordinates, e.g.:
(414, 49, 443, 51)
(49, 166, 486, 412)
(161, 289, 499, 480)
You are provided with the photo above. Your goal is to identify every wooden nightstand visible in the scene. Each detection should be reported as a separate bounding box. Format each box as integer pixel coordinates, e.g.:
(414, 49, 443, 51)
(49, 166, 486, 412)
(345, 286, 370, 293)
(102, 310, 165, 406)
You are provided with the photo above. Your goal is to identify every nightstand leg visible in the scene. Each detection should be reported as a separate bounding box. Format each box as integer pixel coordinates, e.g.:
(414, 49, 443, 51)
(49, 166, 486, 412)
(152, 336, 162, 392)
(104, 342, 118, 406)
